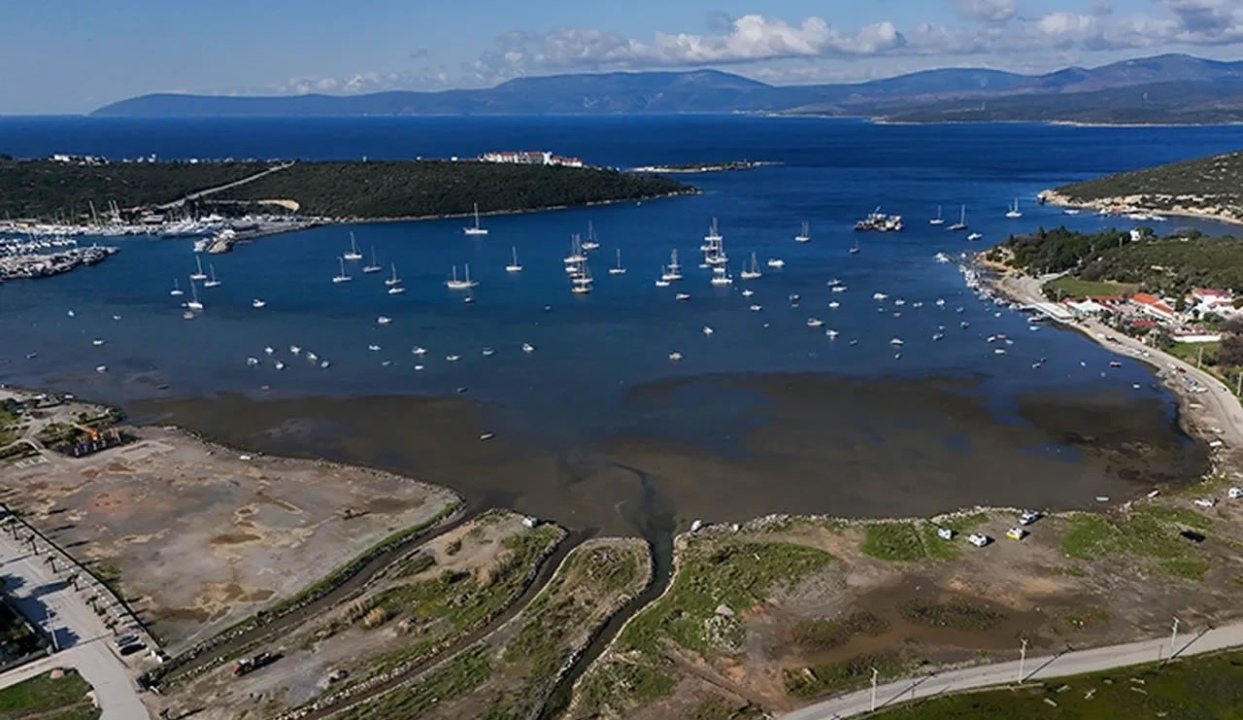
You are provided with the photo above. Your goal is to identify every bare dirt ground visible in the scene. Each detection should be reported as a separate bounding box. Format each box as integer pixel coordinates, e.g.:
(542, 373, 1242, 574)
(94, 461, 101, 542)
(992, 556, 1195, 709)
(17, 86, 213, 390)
(572, 494, 1243, 720)
(154, 511, 560, 720)
(0, 418, 459, 652)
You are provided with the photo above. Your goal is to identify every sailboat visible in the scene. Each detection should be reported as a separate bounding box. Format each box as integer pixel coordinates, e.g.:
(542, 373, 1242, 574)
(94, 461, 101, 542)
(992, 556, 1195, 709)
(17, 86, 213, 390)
(203, 264, 221, 288)
(343, 232, 363, 261)
(740, 252, 763, 280)
(661, 250, 682, 281)
(363, 247, 382, 273)
(701, 218, 722, 251)
(332, 256, 351, 283)
(464, 203, 488, 236)
(170, 278, 184, 297)
(385, 263, 402, 286)
(190, 256, 207, 281)
(186, 279, 204, 310)
(794, 221, 811, 243)
(564, 235, 586, 266)
(609, 248, 626, 275)
(581, 221, 600, 250)
(849, 240, 861, 255)
(1005, 198, 1022, 218)
(571, 264, 593, 294)
(710, 265, 733, 286)
(948, 205, 968, 231)
(929, 206, 945, 226)
(655, 266, 671, 287)
(506, 247, 523, 273)
(446, 264, 478, 290)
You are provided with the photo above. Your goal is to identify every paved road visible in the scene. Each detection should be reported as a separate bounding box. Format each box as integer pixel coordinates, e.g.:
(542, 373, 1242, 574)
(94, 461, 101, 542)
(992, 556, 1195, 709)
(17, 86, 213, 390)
(780, 621, 1243, 719)
(156, 161, 295, 209)
(0, 530, 150, 719)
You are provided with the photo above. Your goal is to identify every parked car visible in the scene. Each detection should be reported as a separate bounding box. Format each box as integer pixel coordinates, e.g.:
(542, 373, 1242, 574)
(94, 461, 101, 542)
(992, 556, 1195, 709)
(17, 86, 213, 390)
(967, 532, 990, 548)
(1006, 527, 1028, 541)
(1018, 510, 1041, 526)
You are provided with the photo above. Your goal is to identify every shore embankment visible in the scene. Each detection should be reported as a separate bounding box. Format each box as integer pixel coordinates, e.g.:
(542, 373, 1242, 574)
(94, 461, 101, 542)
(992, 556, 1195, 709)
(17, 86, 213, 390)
(1037, 188, 1243, 227)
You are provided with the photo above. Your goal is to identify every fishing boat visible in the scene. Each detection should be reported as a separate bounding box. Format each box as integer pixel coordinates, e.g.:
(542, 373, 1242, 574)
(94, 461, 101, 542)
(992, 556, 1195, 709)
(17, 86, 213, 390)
(522, 343, 536, 353)
(826, 329, 839, 339)
(190, 256, 207, 281)
(92, 338, 105, 346)
(1005, 198, 1022, 219)
(464, 203, 488, 236)
(669, 352, 683, 361)
(806, 318, 824, 328)
(740, 252, 763, 280)
(362, 247, 382, 273)
(186, 279, 203, 310)
(794, 221, 811, 243)
(929, 205, 945, 226)
(948, 205, 968, 232)
(702, 325, 714, 335)
(581, 221, 601, 250)
(661, 250, 683, 281)
(767, 258, 785, 269)
(251, 298, 266, 308)
(445, 264, 478, 290)
(332, 257, 351, 283)
(170, 279, 184, 297)
(203, 264, 221, 288)
(343, 232, 363, 261)
(750, 304, 763, 311)
(506, 247, 523, 273)
(482, 347, 496, 357)
(608, 248, 626, 275)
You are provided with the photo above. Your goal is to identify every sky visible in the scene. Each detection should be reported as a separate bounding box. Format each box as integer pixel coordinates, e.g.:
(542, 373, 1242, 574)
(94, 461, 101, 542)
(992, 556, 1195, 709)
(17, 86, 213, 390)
(2, 0, 1242, 113)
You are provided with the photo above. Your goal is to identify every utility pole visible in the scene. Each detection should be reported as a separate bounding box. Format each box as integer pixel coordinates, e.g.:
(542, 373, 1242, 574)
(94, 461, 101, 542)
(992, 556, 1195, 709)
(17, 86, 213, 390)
(1235, 373, 1241, 397)
(870, 667, 879, 713)
(1171, 616, 1180, 657)
(1018, 638, 1029, 684)
(1197, 345, 1204, 369)
(46, 608, 58, 653)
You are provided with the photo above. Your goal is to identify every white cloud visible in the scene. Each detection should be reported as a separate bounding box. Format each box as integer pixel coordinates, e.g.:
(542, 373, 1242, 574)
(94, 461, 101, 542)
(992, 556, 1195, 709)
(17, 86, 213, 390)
(956, 0, 1018, 24)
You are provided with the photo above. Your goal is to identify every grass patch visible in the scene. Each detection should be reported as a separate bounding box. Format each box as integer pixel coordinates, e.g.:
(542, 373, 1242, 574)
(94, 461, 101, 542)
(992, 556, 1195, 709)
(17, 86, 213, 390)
(0, 669, 98, 719)
(619, 540, 835, 656)
(576, 655, 679, 715)
(1059, 607, 1112, 632)
(1061, 508, 1213, 580)
(862, 523, 926, 562)
(899, 599, 1006, 632)
(869, 647, 1243, 719)
(784, 651, 908, 701)
(1168, 341, 1219, 367)
(1043, 276, 1134, 300)
(91, 562, 123, 597)
(922, 513, 989, 561)
(336, 647, 490, 720)
(793, 611, 890, 653)
(689, 696, 767, 720)
(0, 406, 18, 447)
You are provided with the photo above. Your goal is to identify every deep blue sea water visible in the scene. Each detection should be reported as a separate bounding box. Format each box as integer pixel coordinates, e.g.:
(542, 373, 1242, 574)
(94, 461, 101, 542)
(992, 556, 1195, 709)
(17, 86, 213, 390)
(2, 116, 1242, 448)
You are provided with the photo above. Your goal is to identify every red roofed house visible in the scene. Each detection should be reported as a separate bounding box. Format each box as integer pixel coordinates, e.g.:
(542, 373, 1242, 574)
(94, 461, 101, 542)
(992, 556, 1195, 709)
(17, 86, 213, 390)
(1129, 292, 1177, 322)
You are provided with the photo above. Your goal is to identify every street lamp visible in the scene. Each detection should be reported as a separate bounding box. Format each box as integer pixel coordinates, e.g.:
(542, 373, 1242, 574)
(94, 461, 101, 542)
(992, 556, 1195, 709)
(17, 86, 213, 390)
(870, 667, 879, 712)
(1018, 638, 1029, 684)
(1170, 616, 1180, 656)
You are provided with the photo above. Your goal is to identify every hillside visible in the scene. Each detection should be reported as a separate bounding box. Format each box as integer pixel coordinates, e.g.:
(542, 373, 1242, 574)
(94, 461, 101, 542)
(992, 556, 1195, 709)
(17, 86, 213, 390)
(0, 158, 693, 221)
(1042, 150, 1243, 223)
(92, 53, 1243, 125)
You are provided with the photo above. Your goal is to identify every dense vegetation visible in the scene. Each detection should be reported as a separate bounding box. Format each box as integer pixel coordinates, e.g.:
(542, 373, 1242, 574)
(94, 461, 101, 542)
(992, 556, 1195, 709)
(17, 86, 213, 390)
(986, 226, 1243, 298)
(0, 158, 269, 220)
(870, 647, 1243, 719)
(1055, 149, 1243, 209)
(213, 161, 693, 218)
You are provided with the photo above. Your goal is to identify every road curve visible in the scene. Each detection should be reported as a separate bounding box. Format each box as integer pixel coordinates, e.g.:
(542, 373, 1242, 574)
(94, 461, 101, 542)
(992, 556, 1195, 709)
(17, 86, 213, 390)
(779, 622, 1243, 720)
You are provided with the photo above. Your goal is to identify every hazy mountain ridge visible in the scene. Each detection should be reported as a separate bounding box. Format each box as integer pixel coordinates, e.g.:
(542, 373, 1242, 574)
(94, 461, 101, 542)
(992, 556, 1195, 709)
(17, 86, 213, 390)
(93, 53, 1243, 124)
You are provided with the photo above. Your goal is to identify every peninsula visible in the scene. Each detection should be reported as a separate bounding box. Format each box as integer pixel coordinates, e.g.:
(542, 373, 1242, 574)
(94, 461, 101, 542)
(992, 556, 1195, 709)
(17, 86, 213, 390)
(1039, 149, 1243, 225)
(0, 155, 695, 227)
(629, 160, 779, 173)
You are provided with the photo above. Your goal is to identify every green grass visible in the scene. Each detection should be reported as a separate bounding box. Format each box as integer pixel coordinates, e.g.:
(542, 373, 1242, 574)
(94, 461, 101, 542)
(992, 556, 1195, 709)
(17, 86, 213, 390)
(922, 514, 989, 561)
(898, 599, 1006, 632)
(619, 540, 836, 656)
(335, 648, 491, 720)
(0, 406, 18, 446)
(862, 523, 926, 562)
(1043, 276, 1134, 300)
(1060, 508, 1214, 580)
(869, 647, 1243, 719)
(0, 669, 99, 719)
(1168, 341, 1219, 366)
(784, 651, 909, 701)
(573, 655, 679, 717)
(688, 696, 767, 720)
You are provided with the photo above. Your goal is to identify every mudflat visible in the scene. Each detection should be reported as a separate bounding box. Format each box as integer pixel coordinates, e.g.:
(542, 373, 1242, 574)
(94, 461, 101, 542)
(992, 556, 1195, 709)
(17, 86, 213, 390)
(0, 424, 459, 651)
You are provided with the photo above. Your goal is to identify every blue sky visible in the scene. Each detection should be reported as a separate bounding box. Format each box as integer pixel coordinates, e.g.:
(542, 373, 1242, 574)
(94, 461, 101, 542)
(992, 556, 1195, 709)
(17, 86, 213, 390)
(2, 0, 1242, 113)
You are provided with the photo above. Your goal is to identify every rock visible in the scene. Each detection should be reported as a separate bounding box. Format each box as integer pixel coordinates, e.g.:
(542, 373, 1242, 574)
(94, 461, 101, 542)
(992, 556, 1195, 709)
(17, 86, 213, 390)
(714, 604, 735, 617)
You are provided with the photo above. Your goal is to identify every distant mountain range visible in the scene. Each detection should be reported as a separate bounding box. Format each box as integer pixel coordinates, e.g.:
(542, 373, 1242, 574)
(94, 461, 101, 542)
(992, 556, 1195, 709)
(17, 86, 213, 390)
(93, 53, 1243, 124)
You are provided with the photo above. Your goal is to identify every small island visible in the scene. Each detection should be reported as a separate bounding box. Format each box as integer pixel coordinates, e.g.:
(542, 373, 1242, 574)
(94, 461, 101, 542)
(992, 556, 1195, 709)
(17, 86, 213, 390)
(1038, 149, 1243, 225)
(629, 160, 779, 174)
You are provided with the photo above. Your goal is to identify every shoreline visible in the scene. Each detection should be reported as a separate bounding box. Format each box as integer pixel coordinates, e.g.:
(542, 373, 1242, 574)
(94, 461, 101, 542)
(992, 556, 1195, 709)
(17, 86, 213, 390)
(1036, 188, 1243, 228)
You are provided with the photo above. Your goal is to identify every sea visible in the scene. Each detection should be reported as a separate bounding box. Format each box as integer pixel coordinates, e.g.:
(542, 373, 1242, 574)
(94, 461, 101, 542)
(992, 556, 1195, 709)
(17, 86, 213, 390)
(1, 116, 1240, 530)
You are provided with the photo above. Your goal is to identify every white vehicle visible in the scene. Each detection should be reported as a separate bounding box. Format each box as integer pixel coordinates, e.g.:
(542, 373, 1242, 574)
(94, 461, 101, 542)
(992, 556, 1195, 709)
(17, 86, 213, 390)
(967, 532, 990, 548)
(1228, 487, 1243, 499)
(1019, 510, 1041, 525)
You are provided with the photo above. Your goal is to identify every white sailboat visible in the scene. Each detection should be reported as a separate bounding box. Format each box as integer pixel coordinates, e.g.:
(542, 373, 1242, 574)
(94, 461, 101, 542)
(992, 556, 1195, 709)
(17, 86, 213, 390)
(186, 279, 204, 310)
(661, 250, 682, 281)
(190, 256, 207, 281)
(464, 203, 488, 236)
(1005, 198, 1022, 218)
(702, 220, 728, 266)
(203, 264, 221, 288)
(564, 234, 587, 265)
(506, 247, 523, 273)
(794, 221, 811, 243)
(609, 248, 626, 275)
(343, 232, 363, 261)
(740, 252, 762, 280)
(332, 256, 351, 283)
(701, 218, 722, 251)
(710, 265, 733, 286)
(581, 221, 600, 250)
(655, 266, 671, 287)
(929, 205, 945, 226)
(363, 247, 382, 273)
(385, 263, 402, 286)
(170, 278, 184, 297)
(948, 205, 968, 231)
(446, 264, 478, 290)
